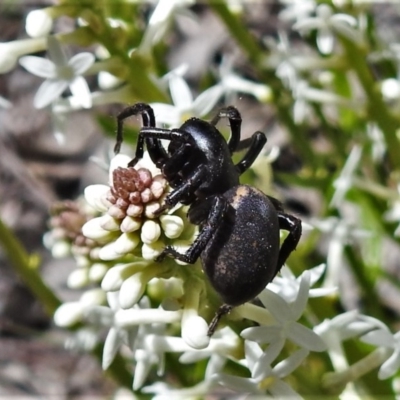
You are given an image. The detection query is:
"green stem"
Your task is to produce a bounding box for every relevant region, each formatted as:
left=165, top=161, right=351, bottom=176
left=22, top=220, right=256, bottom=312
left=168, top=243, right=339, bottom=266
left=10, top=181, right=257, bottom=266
left=0, top=217, right=61, bottom=314
left=339, top=35, right=400, bottom=170
left=0, top=217, right=132, bottom=388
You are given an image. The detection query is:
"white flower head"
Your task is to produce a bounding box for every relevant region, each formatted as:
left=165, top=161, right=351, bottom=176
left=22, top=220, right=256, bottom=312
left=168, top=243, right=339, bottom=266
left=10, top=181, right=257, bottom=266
left=151, top=68, right=224, bottom=127
left=139, top=0, right=196, bottom=55
left=241, top=270, right=327, bottom=356
left=217, top=340, right=308, bottom=398
left=19, top=36, right=94, bottom=109
left=268, top=263, right=336, bottom=302
left=293, top=4, right=360, bottom=55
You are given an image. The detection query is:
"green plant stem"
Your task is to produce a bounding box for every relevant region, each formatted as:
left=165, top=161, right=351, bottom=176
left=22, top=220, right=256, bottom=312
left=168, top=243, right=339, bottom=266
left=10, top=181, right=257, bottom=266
left=339, top=35, right=400, bottom=170
left=0, top=217, right=132, bottom=389
left=0, top=217, right=61, bottom=314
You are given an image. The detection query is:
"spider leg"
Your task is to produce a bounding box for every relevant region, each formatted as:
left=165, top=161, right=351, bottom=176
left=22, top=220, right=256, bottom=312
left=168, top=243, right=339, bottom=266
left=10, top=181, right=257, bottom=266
left=155, top=164, right=207, bottom=215
left=211, top=106, right=242, bottom=154
left=115, top=103, right=168, bottom=167
left=156, top=194, right=228, bottom=263
left=235, top=131, right=267, bottom=175
left=274, top=211, right=302, bottom=276
left=125, top=127, right=191, bottom=167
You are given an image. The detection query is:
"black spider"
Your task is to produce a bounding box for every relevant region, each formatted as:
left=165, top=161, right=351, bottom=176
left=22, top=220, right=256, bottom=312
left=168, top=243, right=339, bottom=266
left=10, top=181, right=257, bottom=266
left=115, top=103, right=302, bottom=336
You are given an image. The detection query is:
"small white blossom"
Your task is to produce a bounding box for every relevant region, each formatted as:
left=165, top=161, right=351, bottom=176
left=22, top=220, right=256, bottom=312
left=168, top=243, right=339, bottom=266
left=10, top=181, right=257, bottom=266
left=150, top=69, right=223, bottom=127
left=242, top=270, right=326, bottom=356
left=311, top=216, right=371, bottom=289
left=279, top=0, right=316, bottom=23
left=19, top=36, right=94, bottom=108
left=138, top=0, right=196, bottom=55
left=314, top=310, right=384, bottom=372
left=268, top=264, right=336, bottom=302
left=218, top=56, right=272, bottom=102
left=294, top=4, right=359, bottom=55
left=217, top=340, right=308, bottom=398
left=361, top=327, right=400, bottom=379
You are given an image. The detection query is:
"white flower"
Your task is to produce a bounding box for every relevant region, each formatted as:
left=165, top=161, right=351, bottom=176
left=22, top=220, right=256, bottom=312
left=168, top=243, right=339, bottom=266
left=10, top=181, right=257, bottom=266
left=217, top=340, right=308, bottom=398
left=150, top=69, right=223, bottom=127
left=19, top=36, right=94, bottom=109
left=218, top=56, right=271, bottom=102
left=241, top=270, right=326, bottom=356
left=267, top=264, right=336, bottom=302
left=293, top=4, right=359, bottom=55
left=311, top=216, right=371, bottom=289
left=315, top=311, right=387, bottom=370
left=361, top=327, right=400, bottom=379
left=138, top=0, right=196, bottom=55
left=292, top=79, right=352, bottom=123
left=316, top=312, right=391, bottom=388
left=279, top=0, right=316, bottom=23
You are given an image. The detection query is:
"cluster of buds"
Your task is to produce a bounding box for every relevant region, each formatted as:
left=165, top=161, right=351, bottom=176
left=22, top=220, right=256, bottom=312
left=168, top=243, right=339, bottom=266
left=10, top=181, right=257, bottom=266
left=45, top=153, right=195, bottom=290
left=82, top=154, right=191, bottom=262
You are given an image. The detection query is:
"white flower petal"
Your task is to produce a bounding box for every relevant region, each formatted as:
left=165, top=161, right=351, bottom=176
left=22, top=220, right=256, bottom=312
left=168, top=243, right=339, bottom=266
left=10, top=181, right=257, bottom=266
left=269, top=379, right=303, bottom=399
left=241, top=325, right=282, bottom=343
left=69, top=76, right=92, bottom=108
left=34, top=79, right=69, bottom=108
left=258, top=289, right=292, bottom=323
left=47, top=35, right=68, bottom=66
left=362, top=329, right=394, bottom=347
left=169, top=74, right=193, bottom=109
left=244, top=340, right=263, bottom=371
left=288, top=322, right=327, bottom=352
left=218, top=373, right=257, bottom=393
left=150, top=102, right=182, bottom=126
left=19, top=56, right=56, bottom=78
left=379, top=349, right=400, bottom=380
left=69, top=52, right=95, bottom=74
left=274, top=348, right=309, bottom=377
left=291, top=270, right=311, bottom=320
left=192, top=84, right=224, bottom=116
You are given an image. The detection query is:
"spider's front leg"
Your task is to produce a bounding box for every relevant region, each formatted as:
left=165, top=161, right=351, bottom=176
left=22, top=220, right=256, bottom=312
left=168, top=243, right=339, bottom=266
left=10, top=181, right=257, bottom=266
left=274, top=211, right=302, bottom=277
left=115, top=103, right=168, bottom=167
